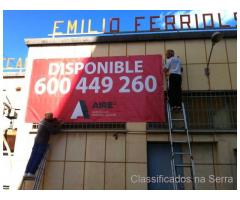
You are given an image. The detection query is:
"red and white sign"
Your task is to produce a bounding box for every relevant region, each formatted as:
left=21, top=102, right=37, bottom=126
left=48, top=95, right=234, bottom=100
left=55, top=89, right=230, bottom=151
left=25, top=55, right=165, bottom=123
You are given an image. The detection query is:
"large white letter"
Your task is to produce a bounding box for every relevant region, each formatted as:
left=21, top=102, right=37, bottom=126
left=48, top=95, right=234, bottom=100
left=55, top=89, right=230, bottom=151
left=115, top=61, right=124, bottom=73
left=75, top=62, right=84, bottom=74
left=135, top=60, right=143, bottom=73
left=49, top=63, right=60, bottom=75
left=65, top=62, right=74, bottom=75
left=85, top=62, right=96, bottom=74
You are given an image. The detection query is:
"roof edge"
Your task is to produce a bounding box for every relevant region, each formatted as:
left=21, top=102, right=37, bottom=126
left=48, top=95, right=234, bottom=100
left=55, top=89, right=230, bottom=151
left=25, top=30, right=237, bottom=47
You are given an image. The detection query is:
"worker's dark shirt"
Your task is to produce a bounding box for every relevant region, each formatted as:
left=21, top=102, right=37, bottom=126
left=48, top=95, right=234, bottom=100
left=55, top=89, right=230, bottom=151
left=34, top=119, right=61, bottom=144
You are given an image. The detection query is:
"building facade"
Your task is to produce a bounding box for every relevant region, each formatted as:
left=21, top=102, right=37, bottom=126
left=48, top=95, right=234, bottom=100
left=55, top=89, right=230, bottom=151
left=4, top=30, right=237, bottom=190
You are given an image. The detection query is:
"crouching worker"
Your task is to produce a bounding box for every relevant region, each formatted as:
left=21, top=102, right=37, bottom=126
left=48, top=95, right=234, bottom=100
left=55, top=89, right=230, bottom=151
left=24, top=112, right=61, bottom=178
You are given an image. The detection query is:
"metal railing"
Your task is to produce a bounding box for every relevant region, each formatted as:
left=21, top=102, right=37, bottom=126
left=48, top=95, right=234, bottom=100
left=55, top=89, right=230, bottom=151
left=147, top=91, right=237, bottom=131
left=32, top=122, right=126, bottom=130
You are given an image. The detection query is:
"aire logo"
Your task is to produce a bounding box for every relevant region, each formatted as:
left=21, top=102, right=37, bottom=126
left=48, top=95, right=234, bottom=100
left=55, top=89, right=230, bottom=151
left=71, top=100, right=90, bottom=119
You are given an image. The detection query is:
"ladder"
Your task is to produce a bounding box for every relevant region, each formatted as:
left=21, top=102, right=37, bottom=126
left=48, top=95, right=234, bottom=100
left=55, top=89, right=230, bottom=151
left=167, top=102, right=196, bottom=190
left=19, top=148, right=49, bottom=190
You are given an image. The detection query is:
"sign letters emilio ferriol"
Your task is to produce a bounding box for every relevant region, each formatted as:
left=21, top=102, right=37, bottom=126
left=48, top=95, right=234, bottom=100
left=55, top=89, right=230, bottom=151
left=49, top=12, right=237, bottom=37
left=26, top=55, right=165, bottom=123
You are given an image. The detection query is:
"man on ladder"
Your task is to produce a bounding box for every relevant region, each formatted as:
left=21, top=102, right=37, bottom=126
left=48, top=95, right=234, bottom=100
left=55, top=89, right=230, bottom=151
left=164, top=49, right=196, bottom=190
left=24, top=112, right=61, bottom=179
left=164, top=49, right=182, bottom=110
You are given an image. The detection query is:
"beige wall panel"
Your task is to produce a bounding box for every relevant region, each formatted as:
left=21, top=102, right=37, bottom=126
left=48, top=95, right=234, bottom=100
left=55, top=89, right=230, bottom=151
left=48, top=134, right=67, bottom=161
left=22, top=180, right=34, bottom=190
left=165, top=40, right=186, bottom=64
left=146, top=41, right=165, bottom=57
left=147, top=133, right=169, bottom=141
left=214, top=134, right=236, bottom=164
left=86, top=133, right=105, bottom=162
left=229, top=63, right=237, bottom=90
left=209, top=64, right=231, bottom=90
left=105, top=163, right=125, bottom=189
left=171, top=135, right=192, bottom=144
left=191, top=143, right=213, bottom=164
left=106, top=133, right=125, bottom=162
left=63, top=162, right=84, bottom=190
left=225, top=39, right=237, bottom=63
left=182, top=64, right=189, bottom=90
left=91, top=44, right=109, bottom=57
left=163, top=75, right=167, bottom=91
left=66, top=133, right=86, bottom=161
left=127, top=42, right=145, bottom=56
left=109, top=43, right=127, bottom=56
left=78, top=45, right=93, bottom=57
left=194, top=165, right=215, bottom=190
left=126, top=163, right=147, bottom=190
left=185, top=40, right=206, bottom=64
left=43, top=162, right=64, bottom=189
left=84, top=162, right=104, bottom=189
left=28, top=45, right=93, bottom=58
left=126, top=134, right=147, bottom=162
left=192, top=135, right=214, bottom=142
left=205, top=39, right=227, bottom=63
left=187, top=64, right=209, bottom=90
left=215, top=165, right=237, bottom=190
left=126, top=122, right=146, bottom=132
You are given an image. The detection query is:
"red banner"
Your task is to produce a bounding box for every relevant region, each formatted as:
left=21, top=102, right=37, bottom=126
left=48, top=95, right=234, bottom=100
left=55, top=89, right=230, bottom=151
left=25, top=55, right=165, bottom=123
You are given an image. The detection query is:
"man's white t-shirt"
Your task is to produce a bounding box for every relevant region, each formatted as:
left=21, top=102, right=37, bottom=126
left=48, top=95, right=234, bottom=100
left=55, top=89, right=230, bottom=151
left=164, top=56, right=182, bottom=75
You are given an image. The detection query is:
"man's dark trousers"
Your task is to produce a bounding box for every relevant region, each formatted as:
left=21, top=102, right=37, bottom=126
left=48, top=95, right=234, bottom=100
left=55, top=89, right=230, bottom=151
left=25, top=143, right=48, bottom=174
left=168, top=73, right=182, bottom=107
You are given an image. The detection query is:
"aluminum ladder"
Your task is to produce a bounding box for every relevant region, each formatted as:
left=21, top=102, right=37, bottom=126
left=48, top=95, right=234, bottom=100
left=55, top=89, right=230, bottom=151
left=167, top=102, right=196, bottom=190
left=19, top=148, right=49, bottom=190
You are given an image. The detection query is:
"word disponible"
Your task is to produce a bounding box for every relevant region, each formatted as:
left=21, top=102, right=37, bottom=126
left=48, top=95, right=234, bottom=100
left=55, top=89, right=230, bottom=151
left=131, top=175, right=234, bottom=184
left=34, top=60, right=157, bottom=95
left=49, top=12, right=237, bottom=37
left=48, top=60, right=144, bottom=75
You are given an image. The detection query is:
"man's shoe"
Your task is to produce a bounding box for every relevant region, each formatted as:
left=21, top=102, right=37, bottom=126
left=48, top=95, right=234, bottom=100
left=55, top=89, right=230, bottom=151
left=176, top=106, right=182, bottom=111
left=24, top=173, right=35, bottom=179
left=171, top=106, right=177, bottom=111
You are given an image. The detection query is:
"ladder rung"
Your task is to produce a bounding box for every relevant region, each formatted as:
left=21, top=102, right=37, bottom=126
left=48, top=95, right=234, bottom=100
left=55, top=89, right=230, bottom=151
left=171, top=118, right=184, bottom=121
left=173, top=152, right=191, bottom=155
left=170, top=108, right=183, bottom=112
left=171, top=129, right=186, bottom=133
left=172, top=140, right=188, bottom=144
left=175, top=164, right=192, bottom=167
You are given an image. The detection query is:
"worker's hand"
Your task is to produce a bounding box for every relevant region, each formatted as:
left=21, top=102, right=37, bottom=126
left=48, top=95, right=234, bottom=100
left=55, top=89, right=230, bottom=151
left=57, top=119, right=64, bottom=126
left=165, top=71, right=170, bottom=77
left=52, top=118, right=62, bottom=125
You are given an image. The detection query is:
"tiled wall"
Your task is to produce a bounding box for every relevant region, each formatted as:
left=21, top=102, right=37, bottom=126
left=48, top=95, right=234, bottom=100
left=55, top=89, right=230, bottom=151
left=49, top=38, right=235, bottom=91
left=41, top=124, right=148, bottom=190
left=37, top=129, right=237, bottom=190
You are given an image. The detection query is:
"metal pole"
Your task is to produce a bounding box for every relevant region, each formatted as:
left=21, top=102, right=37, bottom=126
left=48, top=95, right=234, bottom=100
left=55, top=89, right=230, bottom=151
left=205, top=43, right=214, bottom=77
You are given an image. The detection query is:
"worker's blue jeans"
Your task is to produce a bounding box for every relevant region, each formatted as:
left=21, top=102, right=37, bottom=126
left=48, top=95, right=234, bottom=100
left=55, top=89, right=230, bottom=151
left=25, top=143, right=48, bottom=174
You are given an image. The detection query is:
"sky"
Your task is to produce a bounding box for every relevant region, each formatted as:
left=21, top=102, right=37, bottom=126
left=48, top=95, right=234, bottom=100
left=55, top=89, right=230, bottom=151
left=3, top=10, right=237, bottom=72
